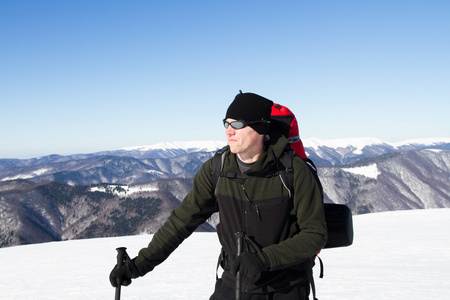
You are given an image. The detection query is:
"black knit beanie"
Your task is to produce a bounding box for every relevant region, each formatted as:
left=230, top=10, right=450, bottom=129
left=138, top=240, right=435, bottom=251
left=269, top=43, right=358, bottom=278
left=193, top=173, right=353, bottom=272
left=225, top=92, right=273, bottom=134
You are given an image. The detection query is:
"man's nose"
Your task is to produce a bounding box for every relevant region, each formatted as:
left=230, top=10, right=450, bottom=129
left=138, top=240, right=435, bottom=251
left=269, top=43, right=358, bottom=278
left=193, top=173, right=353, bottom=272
left=225, top=125, right=235, bottom=135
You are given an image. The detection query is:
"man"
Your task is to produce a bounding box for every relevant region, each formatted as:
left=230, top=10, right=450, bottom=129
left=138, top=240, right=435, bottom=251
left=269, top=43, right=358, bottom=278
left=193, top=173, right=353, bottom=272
left=110, top=92, right=327, bottom=299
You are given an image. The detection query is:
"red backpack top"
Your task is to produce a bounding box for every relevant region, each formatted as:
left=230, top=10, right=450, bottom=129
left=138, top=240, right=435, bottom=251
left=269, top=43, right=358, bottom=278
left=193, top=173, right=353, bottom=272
left=270, top=103, right=307, bottom=159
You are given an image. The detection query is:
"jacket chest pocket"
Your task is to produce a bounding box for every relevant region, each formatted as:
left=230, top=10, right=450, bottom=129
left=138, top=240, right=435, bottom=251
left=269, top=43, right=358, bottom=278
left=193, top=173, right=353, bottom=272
left=247, top=196, right=291, bottom=222
left=243, top=178, right=293, bottom=246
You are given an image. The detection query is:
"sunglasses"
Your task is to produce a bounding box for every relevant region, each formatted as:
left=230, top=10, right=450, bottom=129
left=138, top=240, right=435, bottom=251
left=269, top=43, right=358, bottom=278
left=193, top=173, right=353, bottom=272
left=223, top=119, right=270, bottom=130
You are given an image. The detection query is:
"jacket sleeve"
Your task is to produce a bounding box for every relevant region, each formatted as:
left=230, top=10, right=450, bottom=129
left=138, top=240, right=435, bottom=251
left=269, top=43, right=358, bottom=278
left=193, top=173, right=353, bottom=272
left=262, top=159, right=327, bottom=270
left=133, top=159, right=218, bottom=276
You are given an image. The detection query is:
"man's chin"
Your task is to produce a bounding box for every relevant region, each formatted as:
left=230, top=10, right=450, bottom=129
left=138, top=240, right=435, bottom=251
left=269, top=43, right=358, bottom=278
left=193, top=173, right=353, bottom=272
left=227, top=143, right=238, bottom=154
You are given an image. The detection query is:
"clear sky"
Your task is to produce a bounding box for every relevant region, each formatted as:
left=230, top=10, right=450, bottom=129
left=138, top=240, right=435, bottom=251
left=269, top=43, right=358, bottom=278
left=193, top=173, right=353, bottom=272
left=1, top=0, right=449, bottom=158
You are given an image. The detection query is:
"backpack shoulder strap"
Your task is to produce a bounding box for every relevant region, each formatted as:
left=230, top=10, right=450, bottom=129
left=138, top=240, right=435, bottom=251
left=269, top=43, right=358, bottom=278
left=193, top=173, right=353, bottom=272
left=303, top=157, right=324, bottom=199
left=278, top=148, right=295, bottom=198
left=211, top=145, right=229, bottom=188
left=278, top=148, right=325, bottom=203
left=211, top=145, right=260, bottom=187
left=279, top=151, right=323, bottom=300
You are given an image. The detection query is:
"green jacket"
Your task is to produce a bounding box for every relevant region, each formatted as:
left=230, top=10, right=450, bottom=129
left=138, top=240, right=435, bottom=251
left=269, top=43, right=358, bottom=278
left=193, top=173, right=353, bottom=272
left=134, top=134, right=327, bottom=293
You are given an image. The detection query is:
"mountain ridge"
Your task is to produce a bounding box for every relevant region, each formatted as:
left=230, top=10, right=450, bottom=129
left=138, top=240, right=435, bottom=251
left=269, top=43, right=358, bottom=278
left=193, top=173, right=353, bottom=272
left=1, top=137, right=449, bottom=248
left=2, top=137, right=450, bottom=166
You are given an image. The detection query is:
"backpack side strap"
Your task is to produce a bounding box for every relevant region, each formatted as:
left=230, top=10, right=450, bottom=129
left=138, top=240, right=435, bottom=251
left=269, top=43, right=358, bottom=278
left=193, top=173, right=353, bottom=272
left=211, top=145, right=229, bottom=188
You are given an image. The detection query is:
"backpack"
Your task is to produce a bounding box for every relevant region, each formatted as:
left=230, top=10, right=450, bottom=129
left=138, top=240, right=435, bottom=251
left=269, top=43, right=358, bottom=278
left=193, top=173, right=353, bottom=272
left=270, top=103, right=307, bottom=159
left=211, top=102, right=354, bottom=299
left=270, top=102, right=354, bottom=249
left=213, top=102, right=354, bottom=249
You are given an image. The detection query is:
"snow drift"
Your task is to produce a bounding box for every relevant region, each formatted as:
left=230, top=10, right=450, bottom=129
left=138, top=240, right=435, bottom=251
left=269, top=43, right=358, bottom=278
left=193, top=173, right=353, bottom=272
left=1, top=208, right=449, bottom=299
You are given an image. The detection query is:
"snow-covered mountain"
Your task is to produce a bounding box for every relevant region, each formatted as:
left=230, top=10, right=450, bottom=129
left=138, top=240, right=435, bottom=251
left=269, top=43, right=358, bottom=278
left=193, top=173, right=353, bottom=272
left=320, top=148, right=450, bottom=214
left=1, top=137, right=449, bottom=185
left=1, top=208, right=449, bottom=299
left=303, top=137, right=450, bottom=165
left=2, top=137, right=450, bottom=168
left=1, top=138, right=449, bottom=248
left=100, top=140, right=228, bottom=159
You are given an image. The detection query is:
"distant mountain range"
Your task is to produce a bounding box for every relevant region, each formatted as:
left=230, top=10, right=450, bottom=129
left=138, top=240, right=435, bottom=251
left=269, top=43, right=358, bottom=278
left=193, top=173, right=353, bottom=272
left=304, top=137, right=450, bottom=165
left=1, top=138, right=449, bottom=185
left=1, top=137, right=449, bottom=248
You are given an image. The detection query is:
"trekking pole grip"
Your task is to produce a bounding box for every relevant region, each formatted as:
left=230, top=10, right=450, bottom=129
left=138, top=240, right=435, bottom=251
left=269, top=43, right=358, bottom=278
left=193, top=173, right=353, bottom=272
left=235, top=232, right=245, bottom=300
left=115, top=247, right=127, bottom=300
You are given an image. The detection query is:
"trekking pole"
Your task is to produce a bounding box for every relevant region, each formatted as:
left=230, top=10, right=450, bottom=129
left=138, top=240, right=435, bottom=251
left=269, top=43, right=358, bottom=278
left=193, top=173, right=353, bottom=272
left=235, top=232, right=245, bottom=300
left=115, top=247, right=128, bottom=300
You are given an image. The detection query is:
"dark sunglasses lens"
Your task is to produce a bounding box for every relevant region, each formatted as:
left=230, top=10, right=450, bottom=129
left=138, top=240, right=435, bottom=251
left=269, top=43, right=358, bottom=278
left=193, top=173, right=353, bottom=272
left=224, top=120, right=246, bottom=129
left=231, top=121, right=245, bottom=129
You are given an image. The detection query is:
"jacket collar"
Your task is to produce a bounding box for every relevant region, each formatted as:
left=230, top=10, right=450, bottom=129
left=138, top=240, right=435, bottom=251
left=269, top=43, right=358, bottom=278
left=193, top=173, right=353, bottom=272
left=225, top=132, right=289, bottom=177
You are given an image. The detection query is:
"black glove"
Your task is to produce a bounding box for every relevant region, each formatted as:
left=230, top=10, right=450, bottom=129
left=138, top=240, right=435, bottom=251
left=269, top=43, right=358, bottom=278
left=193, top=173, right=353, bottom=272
left=231, top=251, right=270, bottom=279
left=109, top=258, right=140, bottom=287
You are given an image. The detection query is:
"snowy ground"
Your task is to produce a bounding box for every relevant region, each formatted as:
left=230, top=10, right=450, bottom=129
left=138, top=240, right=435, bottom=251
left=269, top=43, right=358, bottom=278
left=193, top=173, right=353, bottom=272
left=1, top=208, right=449, bottom=299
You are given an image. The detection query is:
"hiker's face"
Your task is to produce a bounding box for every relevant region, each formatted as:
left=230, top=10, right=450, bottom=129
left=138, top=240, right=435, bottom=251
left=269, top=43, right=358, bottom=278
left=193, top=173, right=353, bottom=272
left=225, top=118, right=264, bottom=162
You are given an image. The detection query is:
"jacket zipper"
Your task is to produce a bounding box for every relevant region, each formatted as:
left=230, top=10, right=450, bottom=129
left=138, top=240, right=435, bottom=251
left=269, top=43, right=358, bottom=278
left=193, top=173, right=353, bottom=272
left=241, top=182, right=249, bottom=232
left=241, top=182, right=262, bottom=222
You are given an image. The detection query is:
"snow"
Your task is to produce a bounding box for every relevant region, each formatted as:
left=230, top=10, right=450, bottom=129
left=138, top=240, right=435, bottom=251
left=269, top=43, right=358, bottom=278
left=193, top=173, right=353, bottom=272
left=304, top=137, right=450, bottom=153
left=1, top=208, right=449, bottom=299
left=126, top=184, right=159, bottom=195
left=342, top=164, right=380, bottom=179
left=120, top=140, right=227, bottom=152
left=1, top=168, right=52, bottom=181
left=304, top=137, right=385, bottom=152
left=393, top=137, right=450, bottom=148
left=89, top=184, right=159, bottom=196
left=115, top=138, right=450, bottom=154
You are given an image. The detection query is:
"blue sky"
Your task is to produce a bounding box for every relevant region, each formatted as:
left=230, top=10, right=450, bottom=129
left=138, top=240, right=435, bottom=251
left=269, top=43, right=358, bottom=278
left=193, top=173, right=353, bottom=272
left=1, top=0, right=449, bottom=158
